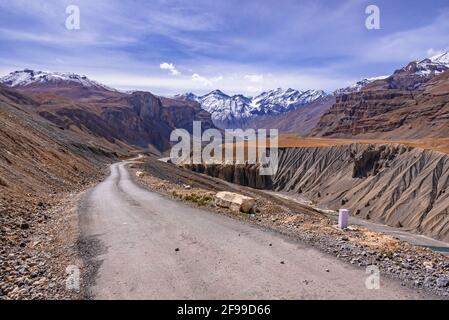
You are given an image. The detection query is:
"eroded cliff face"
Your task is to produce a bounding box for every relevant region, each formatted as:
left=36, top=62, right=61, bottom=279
left=35, top=91, right=216, bottom=151
left=186, top=163, right=273, bottom=190
left=186, top=144, right=449, bottom=242
left=276, top=144, right=449, bottom=241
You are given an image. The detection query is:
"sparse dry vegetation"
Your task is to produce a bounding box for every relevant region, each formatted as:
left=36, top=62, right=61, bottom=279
left=172, top=190, right=214, bottom=206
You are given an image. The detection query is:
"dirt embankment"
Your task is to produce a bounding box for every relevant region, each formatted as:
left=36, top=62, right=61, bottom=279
left=0, top=88, right=117, bottom=299
left=183, top=143, right=449, bottom=243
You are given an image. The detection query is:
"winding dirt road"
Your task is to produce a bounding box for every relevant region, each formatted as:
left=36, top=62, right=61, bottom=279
left=78, top=161, right=429, bottom=299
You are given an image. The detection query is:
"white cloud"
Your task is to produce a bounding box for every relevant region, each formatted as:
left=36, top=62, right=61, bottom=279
left=244, top=74, right=264, bottom=83
left=191, top=73, right=223, bottom=86
left=160, top=62, right=180, bottom=76
left=427, top=48, right=448, bottom=58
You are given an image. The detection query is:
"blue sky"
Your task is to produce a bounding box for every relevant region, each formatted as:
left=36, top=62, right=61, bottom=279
left=0, top=0, right=448, bottom=95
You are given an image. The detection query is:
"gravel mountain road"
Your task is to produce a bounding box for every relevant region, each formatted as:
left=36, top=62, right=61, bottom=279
left=78, top=161, right=429, bottom=299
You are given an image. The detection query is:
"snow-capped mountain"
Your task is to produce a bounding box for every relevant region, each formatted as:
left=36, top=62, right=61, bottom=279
left=176, top=88, right=328, bottom=128
left=335, top=51, right=449, bottom=95
left=412, top=52, right=449, bottom=76
left=0, top=69, right=116, bottom=92
left=387, top=51, right=449, bottom=90
left=334, top=76, right=389, bottom=95
left=252, top=88, right=327, bottom=114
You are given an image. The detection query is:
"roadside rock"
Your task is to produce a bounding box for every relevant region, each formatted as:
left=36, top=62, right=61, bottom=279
left=214, top=192, right=255, bottom=213
left=135, top=171, right=144, bottom=178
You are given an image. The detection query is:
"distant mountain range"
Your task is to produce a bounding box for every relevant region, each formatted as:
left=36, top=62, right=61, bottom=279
left=174, top=52, right=449, bottom=130
left=1, top=51, right=448, bottom=138
left=0, top=70, right=331, bottom=131
left=175, top=88, right=328, bottom=128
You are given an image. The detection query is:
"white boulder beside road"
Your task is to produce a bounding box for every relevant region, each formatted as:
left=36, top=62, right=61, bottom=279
left=136, top=171, right=144, bottom=177
left=214, top=191, right=255, bottom=213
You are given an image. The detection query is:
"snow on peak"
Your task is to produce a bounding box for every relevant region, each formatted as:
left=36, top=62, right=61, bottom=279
left=252, top=88, right=326, bottom=113
left=428, top=51, right=449, bottom=65
left=0, top=69, right=116, bottom=91
left=411, top=51, right=449, bottom=76
left=178, top=88, right=328, bottom=127
left=335, top=75, right=389, bottom=95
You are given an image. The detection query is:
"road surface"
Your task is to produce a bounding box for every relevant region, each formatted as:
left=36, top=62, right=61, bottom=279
left=78, top=161, right=428, bottom=299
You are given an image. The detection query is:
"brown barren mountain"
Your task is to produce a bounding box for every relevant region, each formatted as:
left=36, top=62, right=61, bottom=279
left=14, top=87, right=216, bottom=152
left=313, top=70, right=449, bottom=139
left=0, top=86, right=118, bottom=199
